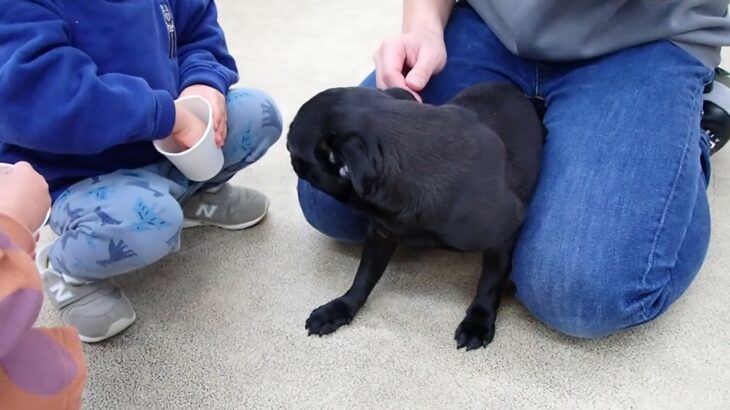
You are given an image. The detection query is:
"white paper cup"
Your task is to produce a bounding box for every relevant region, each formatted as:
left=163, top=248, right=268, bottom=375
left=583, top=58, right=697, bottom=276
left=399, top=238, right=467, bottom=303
left=153, top=96, right=224, bottom=182
left=0, top=162, right=51, bottom=233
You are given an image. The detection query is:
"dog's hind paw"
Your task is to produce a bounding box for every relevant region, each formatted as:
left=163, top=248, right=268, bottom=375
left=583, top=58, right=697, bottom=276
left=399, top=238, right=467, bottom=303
left=305, top=297, right=358, bottom=336
left=454, top=307, right=496, bottom=351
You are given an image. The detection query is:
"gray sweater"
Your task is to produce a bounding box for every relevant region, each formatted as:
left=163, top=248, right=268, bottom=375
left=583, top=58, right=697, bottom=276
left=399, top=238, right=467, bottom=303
left=465, top=0, right=730, bottom=67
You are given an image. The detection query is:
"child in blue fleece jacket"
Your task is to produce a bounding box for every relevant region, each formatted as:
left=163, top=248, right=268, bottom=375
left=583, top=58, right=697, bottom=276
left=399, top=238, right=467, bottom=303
left=0, top=0, right=282, bottom=342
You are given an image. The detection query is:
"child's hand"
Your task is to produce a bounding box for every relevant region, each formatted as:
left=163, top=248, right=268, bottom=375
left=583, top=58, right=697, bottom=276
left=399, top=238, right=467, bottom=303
left=171, top=104, right=207, bottom=149
left=0, top=162, right=51, bottom=232
left=180, top=84, right=227, bottom=147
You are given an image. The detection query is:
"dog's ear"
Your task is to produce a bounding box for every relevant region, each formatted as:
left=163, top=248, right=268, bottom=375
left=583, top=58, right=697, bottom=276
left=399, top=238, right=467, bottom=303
left=330, top=133, right=379, bottom=197
left=384, top=87, right=417, bottom=101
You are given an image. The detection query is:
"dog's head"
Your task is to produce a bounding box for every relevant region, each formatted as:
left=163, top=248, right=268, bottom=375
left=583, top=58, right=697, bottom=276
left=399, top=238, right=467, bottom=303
left=287, top=87, right=416, bottom=203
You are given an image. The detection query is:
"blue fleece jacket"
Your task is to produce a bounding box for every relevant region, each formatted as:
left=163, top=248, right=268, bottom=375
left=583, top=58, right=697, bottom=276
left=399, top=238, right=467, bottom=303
left=0, top=0, right=238, bottom=198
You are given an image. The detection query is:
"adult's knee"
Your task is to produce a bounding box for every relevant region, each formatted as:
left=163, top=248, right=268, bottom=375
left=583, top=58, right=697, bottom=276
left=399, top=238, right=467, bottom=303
left=511, top=240, right=676, bottom=339
left=297, top=179, right=368, bottom=243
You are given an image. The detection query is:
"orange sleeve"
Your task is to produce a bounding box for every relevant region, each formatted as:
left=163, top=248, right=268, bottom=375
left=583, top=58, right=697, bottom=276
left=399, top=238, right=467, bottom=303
left=0, top=228, right=86, bottom=410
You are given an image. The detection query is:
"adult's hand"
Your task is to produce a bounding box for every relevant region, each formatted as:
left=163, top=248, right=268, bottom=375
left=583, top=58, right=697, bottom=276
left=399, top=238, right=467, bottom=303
left=373, top=0, right=453, bottom=101
left=0, top=162, right=50, bottom=233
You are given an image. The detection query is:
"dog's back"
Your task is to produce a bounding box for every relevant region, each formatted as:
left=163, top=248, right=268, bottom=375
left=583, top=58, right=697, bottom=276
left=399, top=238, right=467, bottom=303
left=449, top=83, right=544, bottom=203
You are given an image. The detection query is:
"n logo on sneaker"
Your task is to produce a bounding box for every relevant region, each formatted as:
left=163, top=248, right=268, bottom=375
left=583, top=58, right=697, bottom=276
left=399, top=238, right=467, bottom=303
left=49, top=281, right=74, bottom=303
left=196, top=204, right=218, bottom=218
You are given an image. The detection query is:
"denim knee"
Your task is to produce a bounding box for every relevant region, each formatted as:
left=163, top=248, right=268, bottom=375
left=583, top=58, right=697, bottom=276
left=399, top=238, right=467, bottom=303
left=297, top=179, right=368, bottom=243
left=511, top=242, right=682, bottom=339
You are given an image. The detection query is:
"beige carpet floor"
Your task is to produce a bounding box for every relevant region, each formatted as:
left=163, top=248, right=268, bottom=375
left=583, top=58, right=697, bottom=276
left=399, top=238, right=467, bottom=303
left=37, top=1, right=730, bottom=408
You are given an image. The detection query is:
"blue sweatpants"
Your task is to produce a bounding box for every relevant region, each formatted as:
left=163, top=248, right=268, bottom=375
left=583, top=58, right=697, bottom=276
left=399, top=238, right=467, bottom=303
left=48, top=88, right=282, bottom=282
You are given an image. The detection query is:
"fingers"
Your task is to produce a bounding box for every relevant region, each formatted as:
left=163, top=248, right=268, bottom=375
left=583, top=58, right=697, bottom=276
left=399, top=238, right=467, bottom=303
left=10, top=161, right=33, bottom=173
left=177, top=85, right=229, bottom=146
left=0, top=160, right=49, bottom=237
left=405, top=47, right=438, bottom=92
left=212, top=103, right=227, bottom=147
left=219, top=113, right=228, bottom=146
left=374, top=36, right=435, bottom=102
left=177, top=85, right=228, bottom=146
left=215, top=126, right=224, bottom=147
left=402, top=86, right=423, bottom=103
left=213, top=114, right=222, bottom=146
left=374, top=38, right=410, bottom=90
left=10, top=162, right=48, bottom=191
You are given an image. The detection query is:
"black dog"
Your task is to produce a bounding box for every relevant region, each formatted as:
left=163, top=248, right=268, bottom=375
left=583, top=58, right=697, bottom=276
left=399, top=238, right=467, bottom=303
left=287, top=83, right=544, bottom=350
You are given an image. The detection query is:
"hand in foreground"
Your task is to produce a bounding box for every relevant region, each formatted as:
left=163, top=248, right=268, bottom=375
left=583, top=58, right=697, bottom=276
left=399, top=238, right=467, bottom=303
left=0, top=162, right=51, bottom=233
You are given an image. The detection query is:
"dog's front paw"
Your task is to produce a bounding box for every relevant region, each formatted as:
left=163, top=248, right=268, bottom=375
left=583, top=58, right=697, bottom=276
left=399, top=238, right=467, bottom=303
left=305, top=297, right=359, bottom=336
left=454, top=305, right=495, bottom=351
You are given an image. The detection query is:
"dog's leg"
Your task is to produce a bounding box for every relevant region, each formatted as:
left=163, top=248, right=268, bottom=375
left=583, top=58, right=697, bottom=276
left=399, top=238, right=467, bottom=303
left=306, top=224, right=398, bottom=336
left=454, top=241, right=514, bottom=350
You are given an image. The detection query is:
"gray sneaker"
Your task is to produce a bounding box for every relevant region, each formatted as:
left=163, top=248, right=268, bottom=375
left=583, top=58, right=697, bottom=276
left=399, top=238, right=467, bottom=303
left=36, top=244, right=136, bottom=343
left=182, top=183, right=270, bottom=230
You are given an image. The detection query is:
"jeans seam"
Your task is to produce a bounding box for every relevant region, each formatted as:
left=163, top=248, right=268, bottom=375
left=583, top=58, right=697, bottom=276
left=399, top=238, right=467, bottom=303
left=637, top=75, right=704, bottom=321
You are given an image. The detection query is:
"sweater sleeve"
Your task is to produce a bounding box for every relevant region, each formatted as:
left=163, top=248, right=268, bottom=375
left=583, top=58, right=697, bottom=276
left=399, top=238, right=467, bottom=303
left=175, top=0, right=239, bottom=94
left=0, top=228, right=87, bottom=409
left=0, top=214, right=34, bottom=256
left=0, top=228, right=38, bottom=359
left=0, top=1, right=176, bottom=155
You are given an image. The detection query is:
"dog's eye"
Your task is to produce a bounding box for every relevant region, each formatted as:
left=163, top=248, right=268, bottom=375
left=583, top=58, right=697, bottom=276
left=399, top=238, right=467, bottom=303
left=339, top=165, right=350, bottom=178
left=328, top=151, right=337, bottom=164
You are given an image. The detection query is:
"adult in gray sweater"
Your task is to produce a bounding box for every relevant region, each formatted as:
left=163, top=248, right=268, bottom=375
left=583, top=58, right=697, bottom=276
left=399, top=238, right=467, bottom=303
left=296, top=1, right=730, bottom=339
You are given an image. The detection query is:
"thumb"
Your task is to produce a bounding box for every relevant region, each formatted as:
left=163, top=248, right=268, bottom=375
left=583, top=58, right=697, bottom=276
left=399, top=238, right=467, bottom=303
left=405, top=51, right=437, bottom=92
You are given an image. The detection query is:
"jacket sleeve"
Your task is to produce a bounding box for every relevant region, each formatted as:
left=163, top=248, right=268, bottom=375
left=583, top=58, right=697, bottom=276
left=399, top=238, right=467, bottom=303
left=175, top=0, right=239, bottom=94
left=0, top=225, right=86, bottom=409
left=0, top=1, right=176, bottom=155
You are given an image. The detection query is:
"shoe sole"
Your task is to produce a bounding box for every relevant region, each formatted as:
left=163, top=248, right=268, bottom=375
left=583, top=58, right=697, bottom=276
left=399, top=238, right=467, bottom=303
left=182, top=199, right=270, bottom=231
left=78, top=311, right=137, bottom=343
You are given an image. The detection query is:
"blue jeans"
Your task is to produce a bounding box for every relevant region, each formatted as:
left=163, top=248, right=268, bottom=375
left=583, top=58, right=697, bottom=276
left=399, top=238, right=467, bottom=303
left=49, top=88, right=282, bottom=282
left=297, top=2, right=714, bottom=338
